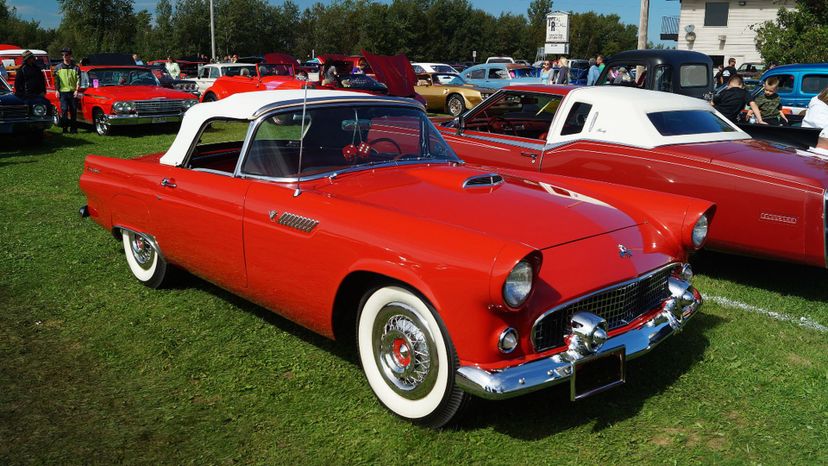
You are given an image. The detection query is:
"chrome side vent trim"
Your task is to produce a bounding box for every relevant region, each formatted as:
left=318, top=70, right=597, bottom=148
left=462, top=173, right=504, bottom=189
left=278, top=212, right=319, bottom=233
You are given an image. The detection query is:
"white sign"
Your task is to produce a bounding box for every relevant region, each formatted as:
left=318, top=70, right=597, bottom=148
left=472, top=50, right=477, bottom=59
left=544, top=43, right=569, bottom=55
left=545, top=12, right=570, bottom=43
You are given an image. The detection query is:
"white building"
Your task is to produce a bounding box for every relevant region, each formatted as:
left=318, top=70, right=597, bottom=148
left=666, top=0, right=795, bottom=66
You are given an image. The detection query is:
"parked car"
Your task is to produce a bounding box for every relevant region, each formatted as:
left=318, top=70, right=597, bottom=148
left=0, top=74, right=53, bottom=140
left=412, top=63, right=459, bottom=74
left=439, top=84, right=828, bottom=268
left=756, top=63, right=828, bottom=113
left=568, top=59, right=590, bottom=85
left=147, top=63, right=199, bottom=96
left=200, top=61, right=302, bottom=102
left=415, top=72, right=493, bottom=116
left=49, top=59, right=198, bottom=136
left=486, top=56, right=514, bottom=64
left=194, top=63, right=260, bottom=95
left=0, top=46, right=54, bottom=89
left=461, top=63, right=545, bottom=89
left=79, top=89, right=710, bottom=427
left=316, top=51, right=427, bottom=106
left=738, top=62, right=766, bottom=80
left=597, top=50, right=714, bottom=99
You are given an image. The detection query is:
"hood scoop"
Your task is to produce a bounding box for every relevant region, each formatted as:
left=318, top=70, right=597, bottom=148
left=462, top=173, right=504, bottom=189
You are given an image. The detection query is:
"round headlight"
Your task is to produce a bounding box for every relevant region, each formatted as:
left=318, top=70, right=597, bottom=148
left=183, top=100, right=197, bottom=109
left=503, top=260, right=533, bottom=308
left=692, top=214, right=709, bottom=248
left=32, top=104, right=47, bottom=116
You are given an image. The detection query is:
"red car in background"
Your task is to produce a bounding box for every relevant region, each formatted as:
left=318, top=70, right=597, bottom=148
left=440, top=84, right=828, bottom=268
left=49, top=58, right=198, bottom=136
left=200, top=54, right=305, bottom=102
left=0, top=45, right=54, bottom=89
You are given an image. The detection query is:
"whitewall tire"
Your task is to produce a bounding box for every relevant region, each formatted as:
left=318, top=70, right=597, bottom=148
left=357, top=285, right=467, bottom=427
left=121, top=230, right=168, bottom=288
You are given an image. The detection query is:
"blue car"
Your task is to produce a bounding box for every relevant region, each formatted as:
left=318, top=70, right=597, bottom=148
left=0, top=76, right=53, bottom=141
left=460, top=63, right=547, bottom=89
left=757, top=63, right=828, bottom=112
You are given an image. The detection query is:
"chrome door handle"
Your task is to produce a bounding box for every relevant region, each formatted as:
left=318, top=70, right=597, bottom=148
left=520, top=152, right=538, bottom=163
left=160, top=178, right=177, bottom=188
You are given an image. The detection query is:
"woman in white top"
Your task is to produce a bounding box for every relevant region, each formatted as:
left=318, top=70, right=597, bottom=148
left=802, top=87, right=828, bottom=129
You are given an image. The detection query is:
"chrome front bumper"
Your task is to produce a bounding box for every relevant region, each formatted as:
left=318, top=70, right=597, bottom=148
left=456, top=279, right=702, bottom=400
left=105, top=113, right=184, bottom=126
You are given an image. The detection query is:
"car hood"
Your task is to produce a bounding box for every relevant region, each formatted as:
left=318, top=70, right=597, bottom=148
left=361, top=50, right=417, bottom=98
left=658, top=140, right=828, bottom=187
left=0, top=92, right=24, bottom=105
left=83, top=86, right=196, bottom=100
left=317, top=164, right=639, bottom=250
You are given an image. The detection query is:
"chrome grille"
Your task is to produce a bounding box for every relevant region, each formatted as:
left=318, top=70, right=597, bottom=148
left=0, top=105, right=28, bottom=119
left=134, top=100, right=185, bottom=115
left=278, top=212, right=319, bottom=233
left=532, top=265, right=673, bottom=352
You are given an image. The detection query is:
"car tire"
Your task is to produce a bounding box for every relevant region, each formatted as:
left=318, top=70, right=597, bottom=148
left=121, top=230, right=168, bottom=289
left=446, top=94, right=466, bottom=117
left=202, top=93, right=217, bottom=102
left=94, top=109, right=111, bottom=136
left=357, top=285, right=468, bottom=428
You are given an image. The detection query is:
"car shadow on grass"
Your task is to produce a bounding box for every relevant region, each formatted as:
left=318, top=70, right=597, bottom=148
left=453, top=312, right=723, bottom=438
left=0, top=131, right=92, bottom=158
left=111, top=124, right=181, bottom=139
left=691, top=250, right=828, bottom=302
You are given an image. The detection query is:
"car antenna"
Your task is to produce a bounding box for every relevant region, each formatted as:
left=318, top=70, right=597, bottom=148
left=294, top=77, right=310, bottom=197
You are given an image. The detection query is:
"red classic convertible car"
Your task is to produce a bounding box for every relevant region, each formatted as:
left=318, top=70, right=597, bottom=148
left=440, top=85, right=828, bottom=268
left=79, top=90, right=712, bottom=427
left=200, top=55, right=305, bottom=102
left=49, top=64, right=198, bottom=135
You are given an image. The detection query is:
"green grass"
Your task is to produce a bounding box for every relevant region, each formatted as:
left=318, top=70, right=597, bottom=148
left=1, top=125, right=827, bottom=464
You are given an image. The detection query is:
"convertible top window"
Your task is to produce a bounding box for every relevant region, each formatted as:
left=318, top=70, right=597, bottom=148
left=241, top=106, right=458, bottom=179
left=648, top=110, right=735, bottom=136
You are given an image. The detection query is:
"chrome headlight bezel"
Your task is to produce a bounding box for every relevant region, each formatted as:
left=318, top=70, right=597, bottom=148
left=182, top=99, right=198, bottom=109
left=32, top=104, right=47, bottom=116
left=503, top=260, right=534, bottom=308
left=113, top=101, right=135, bottom=114
left=692, top=214, right=709, bottom=249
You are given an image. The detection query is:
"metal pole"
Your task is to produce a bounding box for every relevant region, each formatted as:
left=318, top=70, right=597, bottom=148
left=209, top=0, right=216, bottom=61
left=638, top=0, right=650, bottom=50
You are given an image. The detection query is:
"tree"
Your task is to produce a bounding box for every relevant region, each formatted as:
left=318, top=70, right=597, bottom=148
left=756, top=1, right=828, bottom=64
left=172, top=0, right=210, bottom=56
left=55, top=0, right=137, bottom=56
left=567, top=12, right=637, bottom=58
left=527, top=0, right=552, bottom=52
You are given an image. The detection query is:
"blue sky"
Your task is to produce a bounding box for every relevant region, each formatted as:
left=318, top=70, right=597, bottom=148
left=9, top=0, right=679, bottom=45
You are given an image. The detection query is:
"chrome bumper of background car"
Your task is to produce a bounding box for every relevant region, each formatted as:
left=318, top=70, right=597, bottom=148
left=456, top=280, right=701, bottom=400
left=105, top=113, right=184, bottom=126
left=0, top=117, right=52, bottom=133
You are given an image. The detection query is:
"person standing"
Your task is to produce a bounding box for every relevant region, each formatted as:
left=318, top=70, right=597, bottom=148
left=586, top=57, right=599, bottom=85
left=802, top=87, right=828, bottom=129
left=54, top=48, right=81, bottom=133
left=554, top=57, right=570, bottom=84
left=165, top=57, right=180, bottom=79
left=539, top=60, right=553, bottom=82
left=13, top=50, right=46, bottom=98
left=596, top=54, right=605, bottom=72
left=715, top=58, right=738, bottom=85
left=712, top=75, right=763, bottom=123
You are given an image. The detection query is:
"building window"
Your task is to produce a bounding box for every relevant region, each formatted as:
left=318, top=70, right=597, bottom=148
left=704, top=2, right=729, bottom=27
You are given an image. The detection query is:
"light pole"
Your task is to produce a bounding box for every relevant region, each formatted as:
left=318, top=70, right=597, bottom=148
left=638, top=0, right=650, bottom=50
left=209, top=0, right=216, bottom=61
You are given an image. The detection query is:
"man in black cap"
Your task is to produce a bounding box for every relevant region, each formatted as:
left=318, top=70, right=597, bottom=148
left=54, top=47, right=81, bottom=133
left=13, top=50, right=46, bottom=98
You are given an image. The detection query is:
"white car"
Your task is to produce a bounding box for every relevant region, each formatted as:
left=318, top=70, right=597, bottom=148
left=194, top=63, right=258, bottom=94
left=485, top=56, right=515, bottom=64
left=411, top=63, right=458, bottom=74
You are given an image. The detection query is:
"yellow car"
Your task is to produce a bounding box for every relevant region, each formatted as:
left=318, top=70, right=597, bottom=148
left=415, top=73, right=493, bottom=116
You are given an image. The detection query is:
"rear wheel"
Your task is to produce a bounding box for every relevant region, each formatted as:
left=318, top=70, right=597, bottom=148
left=94, top=109, right=111, bottom=136
left=202, top=92, right=217, bottom=102
left=446, top=94, right=466, bottom=117
left=121, top=230, right=169, bottom=288
left=357, top=285, right=467, bottom=428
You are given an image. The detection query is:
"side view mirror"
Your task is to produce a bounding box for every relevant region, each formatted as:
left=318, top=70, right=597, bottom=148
left=455, top=114, right=465, bottom=136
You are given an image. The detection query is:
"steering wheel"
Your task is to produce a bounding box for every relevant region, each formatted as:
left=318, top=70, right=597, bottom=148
left=367, top=138, right=404, bottom=159
left=489, top=116, right=514, bottom=134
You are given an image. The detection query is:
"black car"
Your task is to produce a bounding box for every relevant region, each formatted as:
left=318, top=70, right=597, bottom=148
left=146, top=63, right=199, bottom=96
left=0, top=76, right=53, bottom=141
left=597, top=49, right=714, bottom=99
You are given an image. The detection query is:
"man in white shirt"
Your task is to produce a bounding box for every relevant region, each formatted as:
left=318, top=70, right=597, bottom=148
left=802, top=88, right=828, bottom=129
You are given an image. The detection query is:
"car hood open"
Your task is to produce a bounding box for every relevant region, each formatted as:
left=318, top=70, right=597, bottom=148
left=317, top=164, right=639, bottom=250
left=361, top=50, right=417, bottom=98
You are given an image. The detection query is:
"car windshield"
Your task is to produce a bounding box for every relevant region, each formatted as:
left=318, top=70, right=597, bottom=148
left=85, top=68, right=158, bottom=87
left=433, top=73, right=467, bottom=86
left=647, top=110, right=736, bottom=136
left=241, top=105, right=460, bottom=179
left=431, top=65, right=456, bottom=73
left=509, top=67, right=534, bottom=78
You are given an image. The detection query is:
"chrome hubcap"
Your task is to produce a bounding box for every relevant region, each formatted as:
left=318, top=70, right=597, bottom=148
left=373, top=303, right=437, bottom=399
left=128, top=232, right=155, bottom=270
left=449, top=98, right=463, bottom=116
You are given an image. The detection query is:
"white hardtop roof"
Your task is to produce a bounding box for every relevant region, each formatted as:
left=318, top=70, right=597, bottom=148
left=0, top=49, right=48, bottom=55
left=205, top=63, right=257, bottom=67
left=545, top=86, right=751, bottom=149
left=160, top=90, right=418, bottom=166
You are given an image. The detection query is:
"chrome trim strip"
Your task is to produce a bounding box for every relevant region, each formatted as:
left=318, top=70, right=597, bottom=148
left=530, top=263, right=677, bottom=352
left=465, top=133, right=547, bottom=151
left=456, top=282, right=701, bottom=400
left=103, top=114, right=184, bottom=126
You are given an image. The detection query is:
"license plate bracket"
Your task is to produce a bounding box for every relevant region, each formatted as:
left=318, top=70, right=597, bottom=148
left=152, top=117, right=171, bottom=123
left=571, top=347, right=626, bottom=401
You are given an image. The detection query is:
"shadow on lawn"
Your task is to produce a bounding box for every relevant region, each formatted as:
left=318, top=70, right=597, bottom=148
left=691, top=250, right=828, bottom=302
left=454, top=312, right=723, bottom=438
left=0, top=130, right=92, bottom=158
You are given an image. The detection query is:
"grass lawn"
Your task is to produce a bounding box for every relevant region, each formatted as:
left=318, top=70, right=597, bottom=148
left=1, top=125, right=827, bottom=464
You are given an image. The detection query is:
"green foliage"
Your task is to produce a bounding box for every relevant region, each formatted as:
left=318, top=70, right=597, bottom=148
left=54, top=0, right=138, bottom=56
left=0, top=0, right=56, bottom=50
left=756, top=1, right=828, bottom=64
left=568, top=11, right=638, bottom=58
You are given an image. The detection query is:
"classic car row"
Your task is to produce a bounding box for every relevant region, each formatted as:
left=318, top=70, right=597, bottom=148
left=80, top=90, right=713, bottom=427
